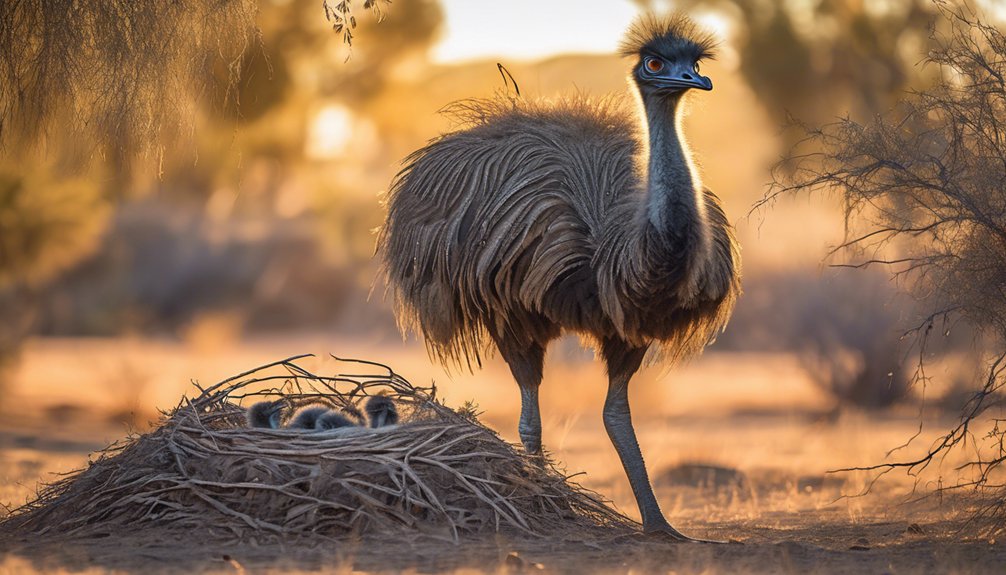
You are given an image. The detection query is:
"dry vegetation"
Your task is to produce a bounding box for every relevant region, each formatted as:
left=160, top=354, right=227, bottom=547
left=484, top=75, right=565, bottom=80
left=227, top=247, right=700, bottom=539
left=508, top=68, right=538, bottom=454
left=4, top=1, right=1006, bottom=572
left=1, top=348, right=1005, bottom=573
left=0, top=356, right=632, bottom=554
left=0, top=0, right=392, bottom=159
left=323, top=0, right=391, bottom=46
left=767, top=3, right=1006, bottom=532
left=0, top=0, right=257, bottom=159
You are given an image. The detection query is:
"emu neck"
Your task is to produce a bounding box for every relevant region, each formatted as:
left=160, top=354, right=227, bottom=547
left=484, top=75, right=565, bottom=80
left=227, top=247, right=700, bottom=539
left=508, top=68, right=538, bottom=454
left=639, top=93, right=705, bottom=242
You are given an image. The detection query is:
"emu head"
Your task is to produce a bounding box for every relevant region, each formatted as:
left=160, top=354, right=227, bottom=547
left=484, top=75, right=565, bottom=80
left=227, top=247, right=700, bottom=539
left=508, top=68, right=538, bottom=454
left=621, top=14, right=716, bottom=97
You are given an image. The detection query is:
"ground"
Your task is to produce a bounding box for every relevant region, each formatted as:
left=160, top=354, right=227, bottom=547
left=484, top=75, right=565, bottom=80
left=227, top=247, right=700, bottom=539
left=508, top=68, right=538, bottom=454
left=0, top=336, right=1003, bottom=574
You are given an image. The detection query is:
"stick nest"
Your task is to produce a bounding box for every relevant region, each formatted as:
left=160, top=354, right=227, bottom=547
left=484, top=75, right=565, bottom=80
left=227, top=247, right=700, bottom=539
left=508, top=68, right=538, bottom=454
left=0, top=355, right=634, bottom=544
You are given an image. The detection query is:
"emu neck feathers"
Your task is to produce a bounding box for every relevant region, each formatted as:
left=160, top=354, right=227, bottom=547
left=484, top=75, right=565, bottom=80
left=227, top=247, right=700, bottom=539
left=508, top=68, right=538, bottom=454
left=591, top=90, right=727, bottom=347
left=639, top=94, right=706, bottom=242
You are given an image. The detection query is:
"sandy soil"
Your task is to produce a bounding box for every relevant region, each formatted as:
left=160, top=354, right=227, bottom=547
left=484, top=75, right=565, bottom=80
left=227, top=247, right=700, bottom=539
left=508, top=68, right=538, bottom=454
left=0, top=336, right=1003, bottom=574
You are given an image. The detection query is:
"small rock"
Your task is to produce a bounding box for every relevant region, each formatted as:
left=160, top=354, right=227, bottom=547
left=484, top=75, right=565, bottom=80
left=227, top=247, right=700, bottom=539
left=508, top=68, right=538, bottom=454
left=505, top=551, right=525, bottom=569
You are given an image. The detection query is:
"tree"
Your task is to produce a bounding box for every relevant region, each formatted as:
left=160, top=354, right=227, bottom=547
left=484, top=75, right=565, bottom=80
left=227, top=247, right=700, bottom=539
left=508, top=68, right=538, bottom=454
left=0, top=0, right=393, bottom=159
left=0, top=0, right=405, bottom=369
left=668, top=0, right=941, bottom=143
left=767, top=2, right=1006, bottom=534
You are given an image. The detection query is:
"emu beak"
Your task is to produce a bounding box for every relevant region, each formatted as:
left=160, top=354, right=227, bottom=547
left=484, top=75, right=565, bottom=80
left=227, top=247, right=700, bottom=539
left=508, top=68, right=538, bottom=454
left=688, top=74, right=713, bottom=91
left=658, top=74, right=712, bottom=92
left=653, top=62, right=713, bottom=92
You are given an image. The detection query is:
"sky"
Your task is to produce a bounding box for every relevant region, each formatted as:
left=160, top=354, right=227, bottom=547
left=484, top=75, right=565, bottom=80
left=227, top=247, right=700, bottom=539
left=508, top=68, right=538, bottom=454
left=431, top=0, right=642, bottom=64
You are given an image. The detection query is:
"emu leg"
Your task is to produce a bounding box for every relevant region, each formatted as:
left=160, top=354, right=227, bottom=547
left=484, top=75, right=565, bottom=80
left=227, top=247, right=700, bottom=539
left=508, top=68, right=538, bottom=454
left=601, top=338, right=703, bottom=542
left=496, top=339, right=546, bottom=455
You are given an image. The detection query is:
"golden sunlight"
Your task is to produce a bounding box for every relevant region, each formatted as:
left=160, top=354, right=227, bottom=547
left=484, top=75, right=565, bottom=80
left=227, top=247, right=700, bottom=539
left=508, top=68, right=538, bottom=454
left=432, top=0, right=639, bottom=63
left=305, top=103, right=355, bottom=160
left=5, top=1, right=1006, bottom=572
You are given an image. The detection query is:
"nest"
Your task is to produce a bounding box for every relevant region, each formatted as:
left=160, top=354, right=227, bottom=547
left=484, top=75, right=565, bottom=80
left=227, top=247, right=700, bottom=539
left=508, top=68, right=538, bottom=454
left=0, top=355, right=634, bottom=544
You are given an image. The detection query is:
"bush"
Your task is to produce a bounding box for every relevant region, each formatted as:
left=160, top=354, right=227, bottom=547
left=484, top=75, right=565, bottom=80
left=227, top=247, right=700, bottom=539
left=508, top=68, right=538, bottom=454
left=0, top=166, right=109, bottom=370
left=767, top=3, right=1006, bottom=534
left=719, top=269, right=910, bottom=408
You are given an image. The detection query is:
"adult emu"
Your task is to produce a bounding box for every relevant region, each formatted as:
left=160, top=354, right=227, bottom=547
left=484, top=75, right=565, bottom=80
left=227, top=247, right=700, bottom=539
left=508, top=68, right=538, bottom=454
left=378, top=14, right=740, bottom=540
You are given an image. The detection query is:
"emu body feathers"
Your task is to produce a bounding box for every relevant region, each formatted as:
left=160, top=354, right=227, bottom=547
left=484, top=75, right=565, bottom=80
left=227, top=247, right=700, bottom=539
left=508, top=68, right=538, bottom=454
left=378, top=97, right=739, bottom=368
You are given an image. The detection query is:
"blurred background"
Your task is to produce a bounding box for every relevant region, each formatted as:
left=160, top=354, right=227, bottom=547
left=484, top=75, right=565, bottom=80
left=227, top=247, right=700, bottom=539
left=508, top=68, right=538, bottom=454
left=1, top=0, right=997, bottom=523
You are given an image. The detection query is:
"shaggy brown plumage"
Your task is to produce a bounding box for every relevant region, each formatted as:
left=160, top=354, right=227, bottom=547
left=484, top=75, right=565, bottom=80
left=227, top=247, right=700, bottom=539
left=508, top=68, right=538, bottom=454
left=378, top=83, right=738, bottom=369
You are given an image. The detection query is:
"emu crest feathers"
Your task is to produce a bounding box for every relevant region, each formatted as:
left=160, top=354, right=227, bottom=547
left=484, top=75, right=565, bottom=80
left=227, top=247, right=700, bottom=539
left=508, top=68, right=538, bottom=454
left=619, top=13, right=717, bottom=61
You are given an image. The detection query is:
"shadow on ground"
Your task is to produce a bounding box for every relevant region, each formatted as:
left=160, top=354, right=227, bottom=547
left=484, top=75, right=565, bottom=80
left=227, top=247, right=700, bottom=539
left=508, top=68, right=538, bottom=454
left=3, top=516, right=1004, bottom=574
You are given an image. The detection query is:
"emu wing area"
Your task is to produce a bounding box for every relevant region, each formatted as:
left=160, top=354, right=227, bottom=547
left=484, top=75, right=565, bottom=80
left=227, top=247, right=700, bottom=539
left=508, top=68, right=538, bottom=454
left=379, top=100, right=641, bottom=366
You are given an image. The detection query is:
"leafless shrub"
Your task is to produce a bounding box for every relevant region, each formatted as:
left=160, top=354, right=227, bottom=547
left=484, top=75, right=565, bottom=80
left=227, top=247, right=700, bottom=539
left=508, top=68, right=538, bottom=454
left=31, top=198, right=379, bottom=336
left=720, top=269, right=911, bottom=408
left=765, top=2, right=1006, bottom=534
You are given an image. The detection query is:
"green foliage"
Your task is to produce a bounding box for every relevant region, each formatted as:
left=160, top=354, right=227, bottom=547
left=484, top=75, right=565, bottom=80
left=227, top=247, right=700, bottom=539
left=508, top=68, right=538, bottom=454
left=0, top=0, right=438, bottom=368
left=0, top=165, right=109, bottom=368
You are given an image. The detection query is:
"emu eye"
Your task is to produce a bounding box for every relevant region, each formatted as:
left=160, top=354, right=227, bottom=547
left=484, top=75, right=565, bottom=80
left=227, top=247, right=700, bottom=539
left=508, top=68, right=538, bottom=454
left=644, top=57, right=664, bottom=73
left=693, top=62, right=701, bottom=74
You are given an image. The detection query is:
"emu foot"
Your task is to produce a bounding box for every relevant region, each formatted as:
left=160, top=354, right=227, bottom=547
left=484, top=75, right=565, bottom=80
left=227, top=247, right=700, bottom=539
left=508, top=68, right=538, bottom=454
left=643, top=523, right=726, bottom=544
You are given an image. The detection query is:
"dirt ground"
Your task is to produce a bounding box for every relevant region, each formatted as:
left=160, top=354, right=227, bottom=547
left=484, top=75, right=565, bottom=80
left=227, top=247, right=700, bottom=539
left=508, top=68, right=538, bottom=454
left=0, top=336, right=1004, bottom=574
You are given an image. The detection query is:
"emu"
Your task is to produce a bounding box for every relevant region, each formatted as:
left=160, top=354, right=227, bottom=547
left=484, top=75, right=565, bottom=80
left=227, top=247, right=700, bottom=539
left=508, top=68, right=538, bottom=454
left=287, top=405, right=330, bottom=430
left=378, top=14, right=740, bottom=541
left=314, top=410, right=359, bottom=430
left=246, top=400, right=286, bottom=429
left=365, top=395, right=399, bottom=428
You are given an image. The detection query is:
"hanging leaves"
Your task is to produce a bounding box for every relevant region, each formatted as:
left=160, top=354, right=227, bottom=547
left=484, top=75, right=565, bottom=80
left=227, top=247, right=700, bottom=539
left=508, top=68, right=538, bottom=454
left=323, top=0, right=392, bottom=46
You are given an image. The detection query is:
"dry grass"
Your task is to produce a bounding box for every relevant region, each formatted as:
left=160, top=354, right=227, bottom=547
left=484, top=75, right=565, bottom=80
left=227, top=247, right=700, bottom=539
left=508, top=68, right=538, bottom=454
left=765, top=3, right=1006, bottom=532
left=0, top=0, right=260, bottom=160
left=1, top=343, right=1005, bottom=573
left=0, top=355, right=632, bottom=547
